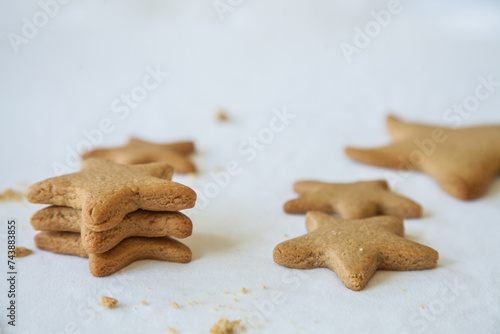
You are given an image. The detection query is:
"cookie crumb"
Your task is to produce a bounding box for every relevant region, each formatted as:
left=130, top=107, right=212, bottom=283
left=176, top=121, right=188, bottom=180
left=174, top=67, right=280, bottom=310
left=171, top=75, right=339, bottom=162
left=0, top=189, right=23, bottom=202
left=223, top=290, right=228, bottom=294
left=233, top=297, right=237, bottom=302
left=188, top=172, right=197, bottom=179
left=419, top=305, right=424, bottom=309
left=15, top=247, right=32, bottom=257
left=260, top=285, right=266, bottom=289
left=215, top=110, right=229, bottom=121
left=140, top=300, right=147, bottom=305
left=400, top=288, right=406, bottom=292
left=239, top=288, right=247, bottom=294
left=171, top=302, right=180, bottom=309
left=209, top=318, right=241, bottom=334
left=167, top=326, right=176, bottom=333
left=99, top=296, right=118, bottom=309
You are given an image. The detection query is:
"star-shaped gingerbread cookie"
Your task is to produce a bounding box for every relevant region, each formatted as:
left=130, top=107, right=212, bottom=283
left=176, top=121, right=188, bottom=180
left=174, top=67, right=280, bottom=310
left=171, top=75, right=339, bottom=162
left=284, top=180, right=421, bottom=219
left=82, top=138, right=196, bottom=173
left=273, top=211, right=438, bottom=291
left=31, top=206, right=193, bottom=254
left=35, top=232, right=192, bottom=277
left=25, top=158, right=197, bottom=231
left=345, top=115, right=500, bottom=200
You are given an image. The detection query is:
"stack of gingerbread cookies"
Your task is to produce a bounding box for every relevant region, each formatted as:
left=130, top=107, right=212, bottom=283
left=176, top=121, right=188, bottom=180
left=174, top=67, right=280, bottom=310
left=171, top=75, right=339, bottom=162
left=25, top=158, right=197, bottom=277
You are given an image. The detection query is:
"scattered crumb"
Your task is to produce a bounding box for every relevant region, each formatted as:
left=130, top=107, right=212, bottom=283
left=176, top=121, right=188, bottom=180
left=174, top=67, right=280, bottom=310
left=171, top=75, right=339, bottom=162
left=171, top=302, right=180, bottom=309
left=217, top=303, right=222, bottom=307
left=147, top=287, right=151, bottom=290
left=99, top=296, right=118, bottom=309
left=283, top=233, right=288, bottom=238
left=215, top=109, right=229, bottom=121
left=400, top=288, right=406, bottom=292
left=209, top=318, right=241, bottom=334
left=15, top=247, right=32, bottom=257
left=260, top=285, right=266, bottom=289
left=167, top=327, right=176, bottom=333
left=140, top=300, right=147, bottom=305
left=419, top=305, right=424, bottom=309
left=188, top=172, right=197, bottom=180
left=207, top=292, right=211, bottom=295
left=313, top=320, right=319, bottom=324
left=233, top=298, right=237, bottom=302
left=187, top=302, right=193, bottom=306
left=239, top=288, right=247, bottom=294
left=223, top=290, right=228, bottom=294
left=0, top=189, right=23, bottom=202
left=212, top=306, right=217, bottom=311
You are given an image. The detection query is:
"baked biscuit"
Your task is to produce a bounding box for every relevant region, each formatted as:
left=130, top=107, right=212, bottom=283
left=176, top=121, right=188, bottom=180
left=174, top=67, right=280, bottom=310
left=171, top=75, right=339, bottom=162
left=273, top=211, right=438, bottom=291
left=35, top=231, right=192, bottom=277
left=25, top=158, right=197, bottom=231
left=82, top=138, right=196, bottom=173
left=284, top=180, right=421, bottom=219
left=31, top=206, right=192, bottom=253
left=345, top=115, right=500, bottom=200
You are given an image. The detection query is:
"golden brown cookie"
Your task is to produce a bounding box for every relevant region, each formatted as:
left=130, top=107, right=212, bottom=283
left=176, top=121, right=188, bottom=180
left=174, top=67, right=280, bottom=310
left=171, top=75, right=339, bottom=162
left=82, top=138, right=196, bottom=173
left=25, top=158, right=197, bottom=232
left=31, top=206, right=192, bottom=253
left=35, top=231, right=192, bottom=277
left=284, top=180, right=421, bottom=219
left=273, top=211, right=438, bottom=291
left=345, top=115, right=500, bottom=200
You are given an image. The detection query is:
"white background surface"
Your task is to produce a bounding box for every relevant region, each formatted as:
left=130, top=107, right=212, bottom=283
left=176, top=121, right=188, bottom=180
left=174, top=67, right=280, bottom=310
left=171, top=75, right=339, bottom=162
left=1, top=0, right=500, bottom=333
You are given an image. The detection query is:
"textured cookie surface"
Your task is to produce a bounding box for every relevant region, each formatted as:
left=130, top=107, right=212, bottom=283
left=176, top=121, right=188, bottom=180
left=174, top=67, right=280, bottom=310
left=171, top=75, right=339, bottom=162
left=31, top=206, right=193, bottom=253
left=345, top=115, right=500, bottom=200
left=284, top=180, right=421, bottom=219
left=82, top=138, right=196, bottom=173
left=273, top=211, right=438, bottom=291
left=25, top=158, right=197, bottom=231
left=35, top=231, right=192, bottom=277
